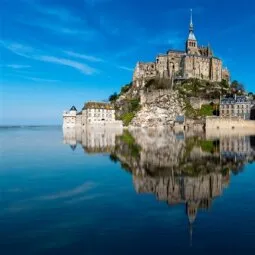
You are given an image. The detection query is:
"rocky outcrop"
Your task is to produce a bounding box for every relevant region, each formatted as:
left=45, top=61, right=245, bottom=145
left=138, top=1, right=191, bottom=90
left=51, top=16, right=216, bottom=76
left=130, top=90, right=185, bottom=128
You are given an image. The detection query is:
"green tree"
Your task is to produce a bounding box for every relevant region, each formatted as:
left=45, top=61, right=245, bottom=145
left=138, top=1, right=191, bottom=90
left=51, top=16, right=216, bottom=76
left=191, top=78, right=200, bottom=97
left=248, top=92, right=253, bottom=98
left=230, top=80, right=244, bottom=93
left=109, top=92, right=118, bottom=102
left=220, top=79, right=229, bottom=93
left=120, top=82, right=132, bottom=95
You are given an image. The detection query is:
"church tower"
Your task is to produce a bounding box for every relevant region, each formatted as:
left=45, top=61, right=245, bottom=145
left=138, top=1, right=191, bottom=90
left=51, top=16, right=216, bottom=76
left=186, top=9, right=198, bottom=54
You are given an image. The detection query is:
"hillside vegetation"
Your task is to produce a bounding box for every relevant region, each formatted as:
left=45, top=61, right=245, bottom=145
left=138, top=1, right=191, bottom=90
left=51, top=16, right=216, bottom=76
left=108, top=77, right=248, bottom=125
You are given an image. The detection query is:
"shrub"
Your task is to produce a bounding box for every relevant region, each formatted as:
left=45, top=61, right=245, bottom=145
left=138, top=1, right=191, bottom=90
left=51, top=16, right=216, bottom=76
left=145, top=77, right=171, bottom=90
left=129, top=99, right=140, bottom=112
left=120, top=83, right=132, bottom=95
left=120, top=112, right=136, bottom=126
left=109, top=92, right=118, bottom=102
left=199, top=104, right=214, bottom=116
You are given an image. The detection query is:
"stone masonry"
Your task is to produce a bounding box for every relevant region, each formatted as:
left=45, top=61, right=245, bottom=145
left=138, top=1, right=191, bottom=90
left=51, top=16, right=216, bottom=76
left=133, top=10, right=230, bottom=90
left=130, top=90, right=185, bottom=128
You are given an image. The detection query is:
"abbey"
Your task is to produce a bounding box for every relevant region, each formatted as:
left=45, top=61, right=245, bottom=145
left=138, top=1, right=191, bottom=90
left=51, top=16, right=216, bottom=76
left=133, top=10, right=230, bottom=87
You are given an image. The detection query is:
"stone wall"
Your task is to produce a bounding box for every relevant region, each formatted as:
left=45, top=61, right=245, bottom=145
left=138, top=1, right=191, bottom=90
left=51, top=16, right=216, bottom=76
left=130, top=90, right=185, bottom=128
left=83, top=121, right=123, bottom=129
left=140, top=89, right=173, bottom=105
left=189, top=97, right=219, bottom=109
left=206, top=116, right=255, bottom=130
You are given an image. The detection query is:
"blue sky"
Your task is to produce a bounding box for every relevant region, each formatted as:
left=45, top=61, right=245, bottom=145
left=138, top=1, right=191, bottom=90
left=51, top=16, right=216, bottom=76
left=1, top=0, right=255, bottom=125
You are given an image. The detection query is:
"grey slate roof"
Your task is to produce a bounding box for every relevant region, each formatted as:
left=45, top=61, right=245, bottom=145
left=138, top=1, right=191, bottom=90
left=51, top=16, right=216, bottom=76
left=188, top=31, right=196, bottom=41
left=221, top=96, right=250, bottom=104
left=70, top=106, right=77, bottom=111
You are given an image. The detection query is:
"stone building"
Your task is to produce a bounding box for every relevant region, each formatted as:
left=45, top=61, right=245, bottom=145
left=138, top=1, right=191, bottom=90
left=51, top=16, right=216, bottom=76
left=63, top=106, right=78, bottom=128
left=63, top=102, right=123, bottom=128
left=133, top=10, right=230, bottom=88
left=220, top=96, right=254, bottom=120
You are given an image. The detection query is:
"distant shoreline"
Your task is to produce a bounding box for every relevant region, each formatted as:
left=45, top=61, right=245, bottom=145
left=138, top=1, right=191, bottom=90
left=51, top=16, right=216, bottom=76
left=0, top=125, right=61, bottom=129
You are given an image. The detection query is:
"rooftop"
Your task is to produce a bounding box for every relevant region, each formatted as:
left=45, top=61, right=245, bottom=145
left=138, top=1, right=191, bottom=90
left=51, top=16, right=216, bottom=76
left=221, top=96, right=251, bottom=104
left=166, top=49, right=185, bottom=54
left=70, top=106, right=77, bottom=111
left=188, top=31, right=196, bottom=41
left=83, top=102, right=114, bottom=110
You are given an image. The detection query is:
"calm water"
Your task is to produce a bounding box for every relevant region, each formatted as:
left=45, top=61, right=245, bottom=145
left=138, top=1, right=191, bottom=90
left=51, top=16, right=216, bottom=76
left=0, top=127, right=255, bottom=255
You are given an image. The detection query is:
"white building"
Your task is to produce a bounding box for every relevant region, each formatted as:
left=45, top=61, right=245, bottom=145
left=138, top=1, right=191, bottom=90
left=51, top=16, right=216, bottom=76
left=63, top=106, right=78, bottom=128
left=63, top=102, right=123, bottom=128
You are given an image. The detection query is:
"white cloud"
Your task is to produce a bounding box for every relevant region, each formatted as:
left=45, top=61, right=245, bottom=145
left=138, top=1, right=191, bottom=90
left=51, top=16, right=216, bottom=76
left=24, top=0, right=82, bottom=23
left=39, top=56, right=97, bottom=75
left=6, top=64, right=31, bottom=69
left=1, top=41, right=98, bottom=75
left=149, top=32, right=183, bottom=49
left=17, top=1, right=98, bottom=40
left=64, top=51, right=104, bottom=62
left=0, top=42, right=36, bottom=58
left=38, top=7, right=82, bottom=23
left=24, top=77, right=60, bottom=83
left=117, top=65, right=133, bottom=72
left=84, top=0, right=111, bottom=6
left=18, top=19, right=96, bottom=38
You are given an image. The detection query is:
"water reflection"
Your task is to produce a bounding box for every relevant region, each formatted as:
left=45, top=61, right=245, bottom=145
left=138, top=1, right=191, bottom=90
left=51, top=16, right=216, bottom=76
left=63, top=127, right=123, bottom=154
left=63, top=128, right=255, bottom=244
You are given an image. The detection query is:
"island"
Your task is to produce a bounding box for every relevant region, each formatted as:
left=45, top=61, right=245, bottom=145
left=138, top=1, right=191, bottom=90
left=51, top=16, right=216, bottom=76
left=63, top=10, right=255, bottom=130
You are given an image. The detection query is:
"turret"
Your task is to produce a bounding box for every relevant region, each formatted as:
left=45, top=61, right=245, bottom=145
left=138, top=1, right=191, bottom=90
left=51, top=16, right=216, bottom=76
left=69, top=105, right=77, bottom=115
left=63, top=106, right=77, bottom=128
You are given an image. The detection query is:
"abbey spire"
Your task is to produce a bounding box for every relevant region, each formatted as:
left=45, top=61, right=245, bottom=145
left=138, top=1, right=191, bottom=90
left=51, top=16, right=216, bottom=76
left=186, top=9, right=198, bottom=54
left=188, top=9, right=196, bottom=41
left=189, top=8, right=193, bottom=31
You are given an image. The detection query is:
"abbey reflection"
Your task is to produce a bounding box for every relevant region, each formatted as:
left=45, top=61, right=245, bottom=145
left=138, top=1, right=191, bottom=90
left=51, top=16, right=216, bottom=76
left=110, top=130, right=255, bottom=245
left=63, top=128, right=255, bottom=243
